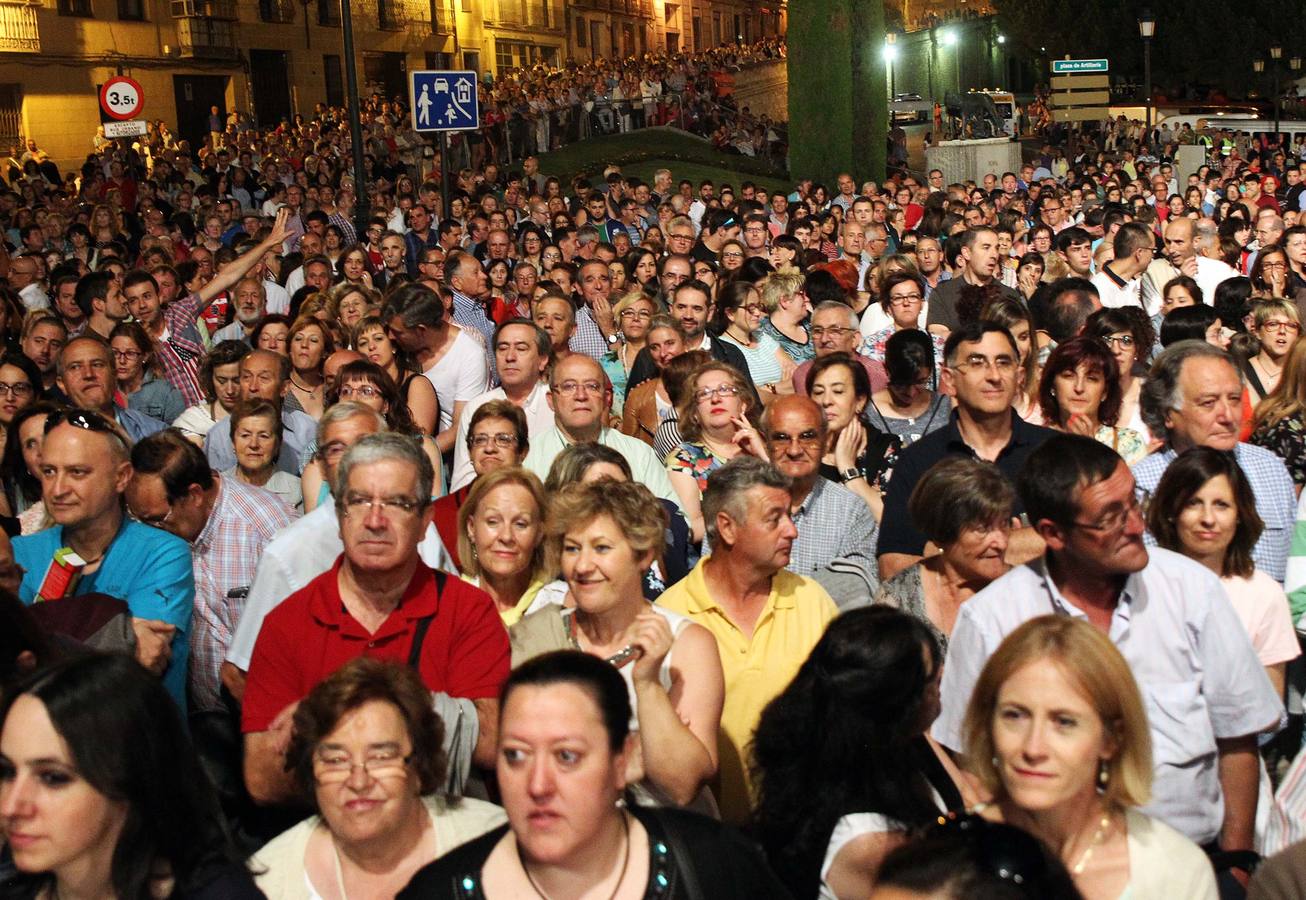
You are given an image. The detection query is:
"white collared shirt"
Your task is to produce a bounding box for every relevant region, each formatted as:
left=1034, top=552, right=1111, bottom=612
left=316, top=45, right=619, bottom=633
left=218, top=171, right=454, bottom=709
left=934, top=548, right=1282, bottom=846
left=449, top=381, right=555, bottom=491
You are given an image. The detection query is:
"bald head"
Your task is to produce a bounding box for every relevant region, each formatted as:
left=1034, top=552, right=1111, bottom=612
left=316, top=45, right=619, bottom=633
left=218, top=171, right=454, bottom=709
left=1163, top=217, right=1197, bottom=264
left=762, top=394, right=826, bottom=485
left=324, top=349, right=364, bottom=383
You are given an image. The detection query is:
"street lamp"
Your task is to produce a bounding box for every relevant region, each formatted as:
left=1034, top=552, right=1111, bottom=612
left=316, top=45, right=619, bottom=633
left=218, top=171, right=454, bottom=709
left=1138, top=10, right=1155, bottom=141
left=1271, top=45, right=1283, bottom=142
left=885, top=32, right=898, bottom=101
left=941, top=27, right=959, bottom=94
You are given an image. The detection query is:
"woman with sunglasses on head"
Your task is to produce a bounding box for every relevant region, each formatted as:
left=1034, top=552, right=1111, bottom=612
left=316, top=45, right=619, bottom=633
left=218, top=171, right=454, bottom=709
left=0, top=653, right=263, bottom=900
left=401, top=651, right=785, bottom=899
left=963, top=615, right=1218, bottom=900
left=254, top=658, right=506, bottom=899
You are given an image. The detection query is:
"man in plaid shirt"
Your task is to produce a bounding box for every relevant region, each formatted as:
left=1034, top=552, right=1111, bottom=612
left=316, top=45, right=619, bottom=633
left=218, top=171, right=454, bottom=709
left=126, top=429, right=297, bottom=716
left=121, top=208, right=291, bottom=406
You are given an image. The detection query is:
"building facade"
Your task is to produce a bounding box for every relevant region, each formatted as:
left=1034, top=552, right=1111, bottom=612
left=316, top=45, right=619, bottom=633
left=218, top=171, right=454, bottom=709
left=0, top=0, right=782, bottom=166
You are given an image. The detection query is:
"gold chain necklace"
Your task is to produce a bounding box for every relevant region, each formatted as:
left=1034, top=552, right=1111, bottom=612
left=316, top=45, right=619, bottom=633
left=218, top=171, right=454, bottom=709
left=1070, top=813, right=1113, bottom=876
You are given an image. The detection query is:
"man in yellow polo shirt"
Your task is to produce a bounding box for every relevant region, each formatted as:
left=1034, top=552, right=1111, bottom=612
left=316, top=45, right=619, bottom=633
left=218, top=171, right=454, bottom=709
left=659, top=456, right=838, bottom=823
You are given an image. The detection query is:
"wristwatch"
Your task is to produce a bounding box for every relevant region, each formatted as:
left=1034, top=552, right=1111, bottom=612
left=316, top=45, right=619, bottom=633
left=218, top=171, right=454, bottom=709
left=607, top=332, right=619, bottom=345
left=840, top=467, right=863, bottom=484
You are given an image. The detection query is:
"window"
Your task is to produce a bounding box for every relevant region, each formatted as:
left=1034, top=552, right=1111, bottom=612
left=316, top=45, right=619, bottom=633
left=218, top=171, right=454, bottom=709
left=575, top=14, right=585, bottom=48
left=257, top=0, right=294, bottom=22
left=323, top=55, right=344, bottom=106
left=58, top=0, right=93, bottom=16
left=539, top=0, right=549, bottom=28
left=377, top=0, right=401, bottom=29
left=117, top=0, right=144, bottom=19
left=317, top=0, right=339, bottom=26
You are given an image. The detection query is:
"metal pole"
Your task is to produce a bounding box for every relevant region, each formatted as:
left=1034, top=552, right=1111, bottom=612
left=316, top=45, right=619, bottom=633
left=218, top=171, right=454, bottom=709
left=1274, top=67, right=1281, bottom=144
left=1143, top=39, right=1152, bottom=145
left=439, top=131, right=452, bottom=223
left=340, top=0, right=369, bottom=240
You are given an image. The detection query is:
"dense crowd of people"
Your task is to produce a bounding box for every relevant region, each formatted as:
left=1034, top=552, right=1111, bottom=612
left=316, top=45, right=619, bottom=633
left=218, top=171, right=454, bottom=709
left=12, top=75, right=1306, bottom=900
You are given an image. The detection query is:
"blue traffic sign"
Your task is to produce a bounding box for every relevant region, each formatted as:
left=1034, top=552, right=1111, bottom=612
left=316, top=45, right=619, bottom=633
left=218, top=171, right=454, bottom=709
left=1051, top=58, right=1109, bottom=74
left=410, top=70, right=479, bottom=132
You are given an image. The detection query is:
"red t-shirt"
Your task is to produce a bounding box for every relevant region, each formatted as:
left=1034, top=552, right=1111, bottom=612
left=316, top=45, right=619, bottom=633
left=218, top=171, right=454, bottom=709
left=241, top=558, right=509, bottom=733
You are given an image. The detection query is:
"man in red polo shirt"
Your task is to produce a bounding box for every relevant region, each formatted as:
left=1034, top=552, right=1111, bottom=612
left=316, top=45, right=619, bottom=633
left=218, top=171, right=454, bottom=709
left=242, top=432, right=509, bottom=805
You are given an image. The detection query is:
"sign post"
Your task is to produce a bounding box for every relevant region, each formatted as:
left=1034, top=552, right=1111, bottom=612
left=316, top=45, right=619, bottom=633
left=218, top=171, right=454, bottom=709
left=410, top=70, right=480, bottom=220
left=98, top=75, right=145, bottom=140
left=1050, top=59, right=1110, bottom=75
left=1049, top=59, right=1112, bottom=124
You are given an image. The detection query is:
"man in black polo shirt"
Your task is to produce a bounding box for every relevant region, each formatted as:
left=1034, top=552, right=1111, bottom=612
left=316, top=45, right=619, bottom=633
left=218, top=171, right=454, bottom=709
left=924, top=227, right=1022, bottom=336
left=877, top=320, right=1057, bottom=580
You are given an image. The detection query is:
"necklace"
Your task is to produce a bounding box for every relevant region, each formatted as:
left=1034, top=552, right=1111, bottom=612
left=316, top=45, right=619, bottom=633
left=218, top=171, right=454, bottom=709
left=1070, top=813, right=1113, bottom=876
left=518, top=810, right=631, bottom=900
left=290, top=373, right=322, bottom=397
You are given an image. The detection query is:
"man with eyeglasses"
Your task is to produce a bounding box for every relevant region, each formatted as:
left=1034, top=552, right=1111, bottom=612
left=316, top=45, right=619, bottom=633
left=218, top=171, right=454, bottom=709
left=791, top=301, right=886, bottom=395
left=877, top=321, right=1056, bottom=581
left=1133, top=341, right=1294, bottom=583
left=522, top=354, right=678, bottom=507
left=449, top=320, right=555, bottom=492
left=240, top=430, right=502, bottom=806
left=935, top=433, right=1280, bottom=860
left=691, top=208, right=741, bottom=266
left=762, top=396, right=877, bottom=595
left=12, top=409, right=193, bottom=710
left=126, top=430, right=294, bottom=737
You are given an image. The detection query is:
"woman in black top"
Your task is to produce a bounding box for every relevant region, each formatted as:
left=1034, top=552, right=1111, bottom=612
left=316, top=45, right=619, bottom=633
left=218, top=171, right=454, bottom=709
left=400, top=651, right=789, bottom=900
left=807, top=351, right=898, bottom=521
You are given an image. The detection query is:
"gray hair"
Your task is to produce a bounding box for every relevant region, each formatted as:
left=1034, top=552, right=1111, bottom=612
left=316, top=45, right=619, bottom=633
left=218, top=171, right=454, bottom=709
left=1140, top=340, right=1242, bottom=439
left=316, top=400, right=388, bottom=447
left=334, top=432, right=434, bottom=511
left=701, top=456, right=793, bottom=547
left=813, top=300, right=858, bottom=329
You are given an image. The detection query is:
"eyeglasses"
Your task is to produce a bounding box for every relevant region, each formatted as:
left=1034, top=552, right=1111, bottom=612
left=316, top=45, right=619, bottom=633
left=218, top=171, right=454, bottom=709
left=1261, top=320, right=1301, bottom=333
left=767, top=429, right=822, bottom=446
left=0, top=380, right=34, bottom=398
left=949, top=355, right=1017, bottom=374
left=134, top=502, right=176, bottom=528
left=669, top=232, right=694, bottom=241
left=888, top=293, right=923, bottom=306
left=1071, top=491, right=1146, bottom=535
left=696, top=384, right=741, bottom=402
left=338, top=385, right=381, bottom=399
left=1101, top=334, right=1136, bottom=348
left=341, top=493, right=424, bottom=517
left=471, top=432, right=518, bottom=449
left=619, top=309, right=652, bottom=320
left=811, top=326, right=855, bottom=339
left=553, top=379, right=604, bottom=396
left=112, top=349, right=143, bottom=361
left=721, top=251, right=745, bottom=260
left=313, top=748, right=412, bottom=784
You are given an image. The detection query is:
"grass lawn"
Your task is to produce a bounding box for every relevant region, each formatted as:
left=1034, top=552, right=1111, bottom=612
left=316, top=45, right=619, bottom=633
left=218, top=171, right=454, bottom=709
left=534, top=127, right=791, bottom=194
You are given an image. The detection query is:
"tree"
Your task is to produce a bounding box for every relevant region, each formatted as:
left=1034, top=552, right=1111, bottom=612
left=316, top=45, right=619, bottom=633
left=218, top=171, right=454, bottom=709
left=788, top=0, right=888, bottom=185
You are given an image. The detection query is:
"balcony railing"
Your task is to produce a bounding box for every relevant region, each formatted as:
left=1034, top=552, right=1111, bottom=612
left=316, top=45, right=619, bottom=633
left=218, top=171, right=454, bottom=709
left=0, top=0, right=39, bottom=53
left=170, top=0, right=237, bottom=19
left=173, top=15, right=238, bottom=57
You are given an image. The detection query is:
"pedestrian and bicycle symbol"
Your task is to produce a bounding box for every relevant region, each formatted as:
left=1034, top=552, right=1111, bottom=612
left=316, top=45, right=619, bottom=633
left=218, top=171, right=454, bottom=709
left=410, top=70, right=480, bottom=132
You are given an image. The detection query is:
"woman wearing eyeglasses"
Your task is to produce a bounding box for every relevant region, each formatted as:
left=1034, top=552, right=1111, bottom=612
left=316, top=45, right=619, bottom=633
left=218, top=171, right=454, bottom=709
left=254, top=658, right=506, bottom=899
left=1241, top=299, right=1300, bottom=405
left=964, top=615, right=1218, bottom=900
left=859, top=272, right=945, bottom=370
left=1250, top=244, right=1293, bottom=302
left=301, top=361, right=444, bottom=513
left=601, top=292, right=658, bottom=417
left=1082, top=308, right=1154, bottom=441
left=109, top=322, right=186, bottom=426
left=665, top=361, right=767, bottom=544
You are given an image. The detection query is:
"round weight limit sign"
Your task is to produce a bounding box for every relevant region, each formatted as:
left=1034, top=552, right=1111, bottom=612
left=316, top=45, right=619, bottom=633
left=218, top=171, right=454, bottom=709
left=100, top=76, right=143, bottom=121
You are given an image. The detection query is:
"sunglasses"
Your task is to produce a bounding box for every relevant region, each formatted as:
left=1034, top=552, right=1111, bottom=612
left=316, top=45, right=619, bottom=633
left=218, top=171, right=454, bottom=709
left=43, top=408, right=130, bottom=450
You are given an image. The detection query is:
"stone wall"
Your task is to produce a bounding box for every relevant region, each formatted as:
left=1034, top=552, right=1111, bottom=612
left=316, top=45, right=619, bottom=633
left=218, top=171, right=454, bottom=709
left=733, top=59, right=789, bottom=122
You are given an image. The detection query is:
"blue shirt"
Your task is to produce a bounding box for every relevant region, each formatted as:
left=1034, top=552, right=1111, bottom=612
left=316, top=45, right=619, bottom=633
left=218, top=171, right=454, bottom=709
left=14, top=520, right=195, bottom=710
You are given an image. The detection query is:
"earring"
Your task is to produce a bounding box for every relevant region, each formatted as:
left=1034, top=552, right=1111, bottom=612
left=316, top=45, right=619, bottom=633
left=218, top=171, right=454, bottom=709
left=1098, top=761, right=1110, bottom=788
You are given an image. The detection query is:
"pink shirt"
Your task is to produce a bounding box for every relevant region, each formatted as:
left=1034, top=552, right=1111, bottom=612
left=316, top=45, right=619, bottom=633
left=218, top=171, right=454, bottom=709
left=1221, top=570, right=1302, bottom=667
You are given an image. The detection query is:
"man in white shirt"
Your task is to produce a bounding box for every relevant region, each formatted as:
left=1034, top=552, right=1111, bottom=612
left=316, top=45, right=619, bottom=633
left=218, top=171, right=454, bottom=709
left=1141, top=218, right=1239, bottom=316
left=450, top=320, right=555, bottom=491
left=1091, top=222, right=1154, bottom=309
left=382, top=283, right=489, bottom=455
left=935, top=433, right=1281, bottom=852
left=523, top=354, right=680, bottom=508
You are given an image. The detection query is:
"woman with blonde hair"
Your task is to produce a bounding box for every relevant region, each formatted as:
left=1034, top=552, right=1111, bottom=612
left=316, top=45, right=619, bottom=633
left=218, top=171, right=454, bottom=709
left=963, top=615, right=1217, bottom=900
left=758, top=270, right=813, bottom=363
left=456, top=466, right=552, bottom=626
left=1242, top=298, right=1300, bottom=404
left=601, top=290, right=658, bottom=414
left=1251, top=337, right=1306, bottom=492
